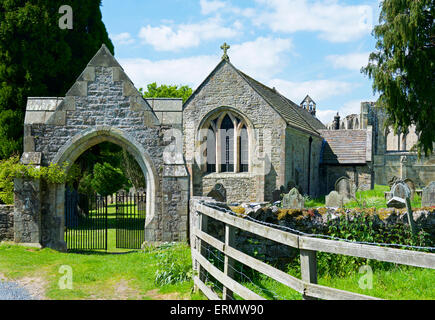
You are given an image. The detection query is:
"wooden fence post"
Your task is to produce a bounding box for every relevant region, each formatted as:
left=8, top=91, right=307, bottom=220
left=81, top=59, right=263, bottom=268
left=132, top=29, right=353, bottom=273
left=223, top=223, right=236, bottom=300
left=198, top=210, right=209, bottom=284
left=300, top=249, right=317, bottom=300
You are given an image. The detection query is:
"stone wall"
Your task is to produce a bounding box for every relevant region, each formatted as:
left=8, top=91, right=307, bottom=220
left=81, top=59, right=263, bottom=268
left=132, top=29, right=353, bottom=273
left=0, top=205, right=14, bottom=241
left=320, top=164, right=373, bottom=195
left=192, top=198, right=435, bottom=268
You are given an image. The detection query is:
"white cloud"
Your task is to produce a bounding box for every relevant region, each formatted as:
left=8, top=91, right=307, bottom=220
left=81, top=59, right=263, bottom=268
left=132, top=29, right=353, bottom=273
left=138, top=17, right=241, bottom=51
left=230, top=37, right=293, bottom=81
left=111, top=32, right=135, bottom=45
left=316, top=109, right=338, bottom=124
left=268, top=78, right=355, bottom=103
left=118, top=55, right=219, bottom=90
left=253, top=0, right=373, bottom=42
left=200, top=0, right=226, bottom=15
left=317, top=100, right=365, bottom=124
left=326, top=52, right=371, bottom=71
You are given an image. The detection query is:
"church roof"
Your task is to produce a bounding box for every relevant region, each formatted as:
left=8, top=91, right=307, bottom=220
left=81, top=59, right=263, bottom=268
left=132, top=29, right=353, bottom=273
left=319, top=129, right=369, bottom=164
left=235, top=70, right=326, bottom=134
left=184, top=58, right=326, bottom=136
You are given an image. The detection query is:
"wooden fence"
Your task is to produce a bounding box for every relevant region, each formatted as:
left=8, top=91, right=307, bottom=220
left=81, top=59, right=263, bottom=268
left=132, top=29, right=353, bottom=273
left=190, top=200, right=435, bottom=300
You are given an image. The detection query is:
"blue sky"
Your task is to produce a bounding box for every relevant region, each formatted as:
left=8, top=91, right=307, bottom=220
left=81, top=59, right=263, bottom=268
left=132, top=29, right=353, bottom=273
left=100, top=0, right=382, bottom=124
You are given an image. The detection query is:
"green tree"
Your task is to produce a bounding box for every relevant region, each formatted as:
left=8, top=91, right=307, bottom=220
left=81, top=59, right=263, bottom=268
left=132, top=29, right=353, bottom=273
left=140, top=82, right=192, bottom=103
left=363, top=0, right=435, bottom=156
left=0, top=0, right=114, bottom=158
left=91, top=162, right=129, bottom=196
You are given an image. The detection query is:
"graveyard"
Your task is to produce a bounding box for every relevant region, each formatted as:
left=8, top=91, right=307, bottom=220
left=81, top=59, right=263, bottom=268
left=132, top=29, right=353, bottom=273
left=0, top=0, right=434, bottom=303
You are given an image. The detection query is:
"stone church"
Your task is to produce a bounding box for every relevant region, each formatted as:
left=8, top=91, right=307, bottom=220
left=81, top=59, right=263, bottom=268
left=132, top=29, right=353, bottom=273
left=18, top=44, right=434, bottom=246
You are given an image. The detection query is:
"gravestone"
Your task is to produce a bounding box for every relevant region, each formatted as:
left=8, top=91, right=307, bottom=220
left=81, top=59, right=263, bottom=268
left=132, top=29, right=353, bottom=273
left=207, top=183, right=227, bottom=202
left=391, top=181, right=411, bottom=200
left=325, top=191, right=345, bottom=208
left=404, top=179, right=416, bottom=200
left=272, top=189, right=282, bottom=203
left=387, top=196, right=406, bottom=209
left=422, top=181, right=435, bottom=207
left=335, top=177, right=355, bottom=201
left=282, top=188, right=304, bottom=209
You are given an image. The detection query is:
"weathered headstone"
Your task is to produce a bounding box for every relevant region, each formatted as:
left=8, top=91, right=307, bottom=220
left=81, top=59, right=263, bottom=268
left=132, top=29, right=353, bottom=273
left=422, top=181, right=435, bottom=207
left=391, top=181, right=411, bottom=200
left=282, top=188, right=304, bottom=209
left=325, top=191, right=345, bottom=208
left=387, top=196, right=406, bottom=209
left=207, top=183, right=227, bottom=202
left=404, top=178, right=416, bottom=200
left=335, top=177, right=355, bottom=200
left=272, top=189, right=282, bottom=203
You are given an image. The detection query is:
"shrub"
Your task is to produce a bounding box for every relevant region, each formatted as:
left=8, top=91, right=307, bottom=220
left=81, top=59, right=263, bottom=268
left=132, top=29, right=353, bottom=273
left=0, top=155, right=79, bottom=204
left=154, top=243, right=193, bottom=286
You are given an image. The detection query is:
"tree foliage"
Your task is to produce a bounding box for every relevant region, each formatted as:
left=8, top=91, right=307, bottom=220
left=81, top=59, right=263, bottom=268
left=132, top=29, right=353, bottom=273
left=91, top=162, right=130, bottom=197
left=362, top=0, right=435, bottom=156
left=140, top=82, right=192, bottom=103
left=0, top=0, right=114, bottom=158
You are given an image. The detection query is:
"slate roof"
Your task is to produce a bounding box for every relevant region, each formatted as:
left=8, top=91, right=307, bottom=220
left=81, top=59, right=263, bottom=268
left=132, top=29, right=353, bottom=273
left=319, top=129, right=369, bottom=164
left=234, top=69, right=326, bottom=135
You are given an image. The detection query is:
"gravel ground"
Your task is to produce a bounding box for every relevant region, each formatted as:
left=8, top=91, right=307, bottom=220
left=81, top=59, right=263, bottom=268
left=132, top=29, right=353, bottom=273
left=0, top=280, right=34, bottom=300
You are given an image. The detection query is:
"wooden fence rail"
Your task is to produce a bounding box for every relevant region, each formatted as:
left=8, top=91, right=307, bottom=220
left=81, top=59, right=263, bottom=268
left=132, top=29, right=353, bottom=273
left=190, top=201, right=435, bottom=300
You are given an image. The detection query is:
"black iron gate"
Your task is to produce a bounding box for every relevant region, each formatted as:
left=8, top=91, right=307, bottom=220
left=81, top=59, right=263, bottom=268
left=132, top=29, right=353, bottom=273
left=115, top=193, right=146, bottom=249
left=65, top=188, right=108, bottom=251
left=65, top=189, right=146, bottom=251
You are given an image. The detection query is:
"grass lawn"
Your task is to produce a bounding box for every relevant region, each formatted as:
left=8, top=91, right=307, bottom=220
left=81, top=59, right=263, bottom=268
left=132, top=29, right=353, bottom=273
left=241, top=263, right=435, bottom=300
left=0, top=242, right=205, bottom=300
left=305, top=185, right=423, bottom=209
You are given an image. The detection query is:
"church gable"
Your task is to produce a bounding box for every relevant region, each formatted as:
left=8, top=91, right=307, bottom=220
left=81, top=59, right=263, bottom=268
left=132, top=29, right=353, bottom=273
left=183, top=59, right=285, bottom=128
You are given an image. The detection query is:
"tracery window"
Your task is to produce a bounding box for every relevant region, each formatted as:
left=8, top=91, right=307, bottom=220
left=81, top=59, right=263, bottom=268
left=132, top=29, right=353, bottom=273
left=203, top=111, right=250, bottom=174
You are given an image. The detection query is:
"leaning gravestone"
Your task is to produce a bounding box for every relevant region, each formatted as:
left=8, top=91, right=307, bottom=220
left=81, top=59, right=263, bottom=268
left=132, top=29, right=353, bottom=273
left=325, top=191, right=345, bottom=208
left=387, top=197, right=406, bottom=209
left=422, top=181, right=435, bottom=207
left=282, top=188, right=304, bottom=209
left=391, top=181, right=411, bottom=200
left=207, top=183, right=227, bottom=202
left=335, top=177, right=355, bottom=201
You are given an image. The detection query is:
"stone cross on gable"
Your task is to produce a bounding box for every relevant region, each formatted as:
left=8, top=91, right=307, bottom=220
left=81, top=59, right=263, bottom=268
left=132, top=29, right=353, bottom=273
left=221, top=42, right=230, bottom=61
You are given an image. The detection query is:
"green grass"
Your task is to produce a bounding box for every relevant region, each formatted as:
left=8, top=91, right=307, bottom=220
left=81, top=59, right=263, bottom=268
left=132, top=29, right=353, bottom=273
left=0, top=242, right=205, bottom=300
left=237, top=262, right=435, bottom=300
left=305, top=185, right=423, bottom=209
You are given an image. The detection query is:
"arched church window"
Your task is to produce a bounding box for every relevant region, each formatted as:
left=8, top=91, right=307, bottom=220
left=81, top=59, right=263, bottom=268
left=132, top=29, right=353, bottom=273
left=202, top=111, right=250, bottom=174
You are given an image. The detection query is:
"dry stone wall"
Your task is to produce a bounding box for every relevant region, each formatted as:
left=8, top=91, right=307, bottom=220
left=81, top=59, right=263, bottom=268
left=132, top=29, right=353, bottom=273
left=0, top=205, right=14, bottom=241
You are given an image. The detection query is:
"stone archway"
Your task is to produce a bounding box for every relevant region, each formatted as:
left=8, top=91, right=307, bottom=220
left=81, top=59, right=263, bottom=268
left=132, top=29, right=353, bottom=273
left=52, top=126, right=158, bottom=240
left=15, top=45, right=189, bottom=251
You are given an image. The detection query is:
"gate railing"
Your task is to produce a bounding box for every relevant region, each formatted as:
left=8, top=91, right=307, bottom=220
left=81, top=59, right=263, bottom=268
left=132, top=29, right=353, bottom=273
left=115, top=192, right=146, bottom=249
left=190, top=200, right=435, bottom=300
left=65, top=191, right=108, bottom=251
